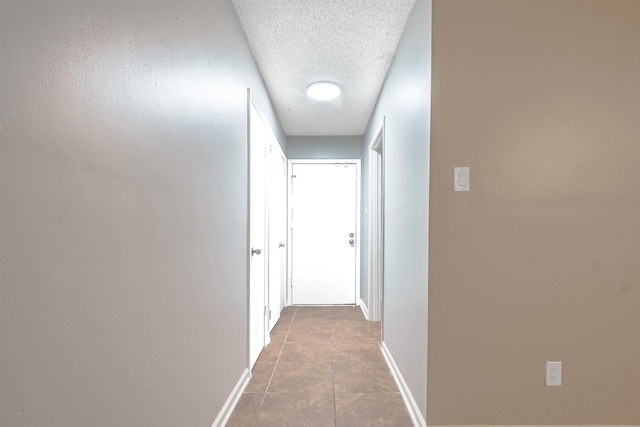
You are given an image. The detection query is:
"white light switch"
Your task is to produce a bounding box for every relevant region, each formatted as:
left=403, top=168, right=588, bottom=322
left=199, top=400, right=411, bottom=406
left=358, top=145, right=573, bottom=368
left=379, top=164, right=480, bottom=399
left=454, top=167, right=470, bottom=192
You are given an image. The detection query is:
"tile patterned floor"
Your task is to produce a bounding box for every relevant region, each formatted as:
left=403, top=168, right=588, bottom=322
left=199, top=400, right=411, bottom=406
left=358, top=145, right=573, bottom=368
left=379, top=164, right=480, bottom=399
left=226, top=305, right=413, bottom=427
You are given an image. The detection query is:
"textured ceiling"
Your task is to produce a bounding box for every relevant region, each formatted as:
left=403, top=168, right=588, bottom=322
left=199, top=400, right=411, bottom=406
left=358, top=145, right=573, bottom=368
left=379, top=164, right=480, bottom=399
left=231, top=0, right=416, bottom=136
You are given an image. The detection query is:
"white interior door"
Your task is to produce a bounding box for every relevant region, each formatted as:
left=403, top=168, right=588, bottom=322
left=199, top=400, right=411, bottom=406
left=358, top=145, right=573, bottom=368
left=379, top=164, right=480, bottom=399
left=267, top=141, right=287, bottom=332
left=290, top=161, right=360, bottom=305
left=248, top=101, right=268, bottom=368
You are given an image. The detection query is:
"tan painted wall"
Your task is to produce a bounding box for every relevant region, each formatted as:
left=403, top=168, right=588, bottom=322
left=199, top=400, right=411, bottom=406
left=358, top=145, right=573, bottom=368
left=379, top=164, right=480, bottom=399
left=428, top=0, right=640, bottom=425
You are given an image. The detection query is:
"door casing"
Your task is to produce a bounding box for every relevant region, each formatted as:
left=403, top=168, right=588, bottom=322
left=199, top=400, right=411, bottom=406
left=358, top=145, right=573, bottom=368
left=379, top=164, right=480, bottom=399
left=267, top=142, right=287, bottom=332
left=368, top=121, right=385, bottom=330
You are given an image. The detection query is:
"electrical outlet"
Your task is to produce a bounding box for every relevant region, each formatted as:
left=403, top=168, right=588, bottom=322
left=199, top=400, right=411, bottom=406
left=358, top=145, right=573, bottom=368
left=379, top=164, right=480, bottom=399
left=546, top=361, right=562, bottom=386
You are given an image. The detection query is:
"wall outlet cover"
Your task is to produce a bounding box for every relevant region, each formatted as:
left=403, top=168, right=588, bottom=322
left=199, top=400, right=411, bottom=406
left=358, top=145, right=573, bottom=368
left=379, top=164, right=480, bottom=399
left=546, top=361, right=562, bottom=386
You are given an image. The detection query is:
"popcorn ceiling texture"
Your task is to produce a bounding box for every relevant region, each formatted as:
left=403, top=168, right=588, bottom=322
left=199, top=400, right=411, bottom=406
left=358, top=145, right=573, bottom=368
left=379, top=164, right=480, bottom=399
left=231, top=0, right=416, bottom=135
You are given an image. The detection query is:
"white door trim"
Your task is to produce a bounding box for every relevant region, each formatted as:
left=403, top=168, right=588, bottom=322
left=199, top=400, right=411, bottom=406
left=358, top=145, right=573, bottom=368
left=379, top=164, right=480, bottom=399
left=368, top=121, right=385, bottom=323
left=287, top=159, right=361, bottom=306
left=245, top=89, right=252, bottom=369
left=267, top=140, right=287, bottom=331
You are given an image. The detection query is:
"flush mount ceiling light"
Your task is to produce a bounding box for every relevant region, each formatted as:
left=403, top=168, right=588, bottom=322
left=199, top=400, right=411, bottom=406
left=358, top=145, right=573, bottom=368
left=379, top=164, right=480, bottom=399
left=306, top=81, right=341, bottom=101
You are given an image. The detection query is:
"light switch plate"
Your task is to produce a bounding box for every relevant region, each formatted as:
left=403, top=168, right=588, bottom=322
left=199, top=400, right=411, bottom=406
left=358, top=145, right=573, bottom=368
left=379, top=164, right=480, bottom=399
left=454, top=167, right=470, bottom=192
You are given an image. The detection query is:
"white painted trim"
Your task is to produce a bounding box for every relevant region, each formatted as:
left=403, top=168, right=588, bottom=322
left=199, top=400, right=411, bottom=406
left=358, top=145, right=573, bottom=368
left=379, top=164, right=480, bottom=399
left=359, top=299, right=369, bottom=321
left=367, top=122, right=385, bottom=323
left=266, top=132, right=287, bottom=333
left=354, top=160, right=362, bottom=305
left=380, top=342, right=426, bottom=427
left=211, top=368, right=251, bottom=427
left=245, top=89, right=252, bottom=369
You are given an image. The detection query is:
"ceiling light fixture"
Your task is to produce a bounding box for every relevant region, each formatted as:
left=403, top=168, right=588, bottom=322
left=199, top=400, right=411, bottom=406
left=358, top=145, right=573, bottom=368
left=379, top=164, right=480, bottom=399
left=306, top=81, right=341, bottom=101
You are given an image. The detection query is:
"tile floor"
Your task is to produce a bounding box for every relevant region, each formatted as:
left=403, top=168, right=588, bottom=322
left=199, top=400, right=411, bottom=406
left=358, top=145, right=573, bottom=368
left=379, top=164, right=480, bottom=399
left=226, top=305, right=413, bottom=427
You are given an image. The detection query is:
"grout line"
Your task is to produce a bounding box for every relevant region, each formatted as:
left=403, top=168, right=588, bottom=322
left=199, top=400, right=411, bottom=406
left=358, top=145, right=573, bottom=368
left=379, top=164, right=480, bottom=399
left=239, top=305, right=404, bottom=426
left=251, top=306, right=296, bottom=427
left=330, top=307, right=337, bottom=426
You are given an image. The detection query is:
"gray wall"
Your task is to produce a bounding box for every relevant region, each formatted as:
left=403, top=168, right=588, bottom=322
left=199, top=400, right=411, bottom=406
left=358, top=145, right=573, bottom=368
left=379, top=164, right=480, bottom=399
left=362, top=0, right=431, bottom=419
left=287, top=135, right=363, bottom=160
left=0, top=1, right=283, bottom=426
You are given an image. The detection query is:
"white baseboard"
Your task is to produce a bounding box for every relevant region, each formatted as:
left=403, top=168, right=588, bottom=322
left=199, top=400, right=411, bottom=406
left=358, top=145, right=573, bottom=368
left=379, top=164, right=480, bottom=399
left=211, top=368, right=250, bottom=427
left=359, top=299, right=369, bottom=320
left=380, top=342, right=426, bottom=427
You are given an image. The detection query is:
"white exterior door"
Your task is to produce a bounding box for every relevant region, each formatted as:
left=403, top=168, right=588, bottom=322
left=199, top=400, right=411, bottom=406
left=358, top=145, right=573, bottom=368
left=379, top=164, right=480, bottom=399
left=289, top=161, right=360, bottom=305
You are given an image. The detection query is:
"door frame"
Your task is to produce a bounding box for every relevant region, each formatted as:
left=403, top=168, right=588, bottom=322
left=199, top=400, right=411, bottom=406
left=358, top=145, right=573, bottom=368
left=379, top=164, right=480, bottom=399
left=368, top=121, right=385, bottom=327
left=247, top=93, right=275, bottom=370
left=266, top=140, right=287, bottom=332
left=286, top=159, right=361, bottom=306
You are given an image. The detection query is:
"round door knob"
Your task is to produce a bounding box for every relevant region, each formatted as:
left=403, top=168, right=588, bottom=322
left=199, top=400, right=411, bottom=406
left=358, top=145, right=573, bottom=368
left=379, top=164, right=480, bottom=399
left=251, top=247, right=262, bottom=255
left=349, top=239, right=355, bottom=244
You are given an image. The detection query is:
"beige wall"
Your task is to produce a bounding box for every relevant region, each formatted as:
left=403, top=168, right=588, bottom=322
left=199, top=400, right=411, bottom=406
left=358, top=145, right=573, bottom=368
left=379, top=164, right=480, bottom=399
left=428, top=0, right=640, bottom=425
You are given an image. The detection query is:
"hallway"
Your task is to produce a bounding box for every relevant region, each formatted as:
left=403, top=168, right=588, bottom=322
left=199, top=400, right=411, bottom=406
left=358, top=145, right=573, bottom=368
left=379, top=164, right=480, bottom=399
left=226, top=306, right=413, bottom=426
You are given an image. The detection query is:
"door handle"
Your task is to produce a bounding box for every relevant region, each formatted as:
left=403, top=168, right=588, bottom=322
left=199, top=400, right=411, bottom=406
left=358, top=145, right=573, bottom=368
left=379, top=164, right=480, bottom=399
left=279, top=242, right=285, bottom=248
left=251, top=247, right=262, bottom=256
left=349, top=239, right=355, bottom=245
